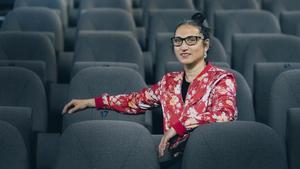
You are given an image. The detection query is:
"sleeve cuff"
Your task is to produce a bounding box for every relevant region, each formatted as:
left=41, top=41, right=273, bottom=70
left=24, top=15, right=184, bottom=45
left=172, top=121, right=187, bottom=136
left=94, top=96, right=104, bottom=109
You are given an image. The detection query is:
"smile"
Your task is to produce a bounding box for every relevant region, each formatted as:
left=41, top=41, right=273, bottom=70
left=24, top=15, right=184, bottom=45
left=180, top=53, right=191, bottom=57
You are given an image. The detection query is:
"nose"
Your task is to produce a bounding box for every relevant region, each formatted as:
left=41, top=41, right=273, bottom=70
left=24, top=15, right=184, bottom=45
left=179, top=41, right=189, bottom=50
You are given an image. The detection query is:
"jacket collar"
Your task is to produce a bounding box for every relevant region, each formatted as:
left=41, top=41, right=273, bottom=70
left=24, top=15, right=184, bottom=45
left=183, top=63, right=213, bottom=106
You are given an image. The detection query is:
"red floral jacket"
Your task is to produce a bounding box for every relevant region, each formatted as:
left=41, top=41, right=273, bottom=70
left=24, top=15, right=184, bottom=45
left=95, top=64, right=237, bottom=145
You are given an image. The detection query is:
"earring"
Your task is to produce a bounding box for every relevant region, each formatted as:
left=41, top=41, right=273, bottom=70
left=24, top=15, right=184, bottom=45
left=204, top=49, right=208, bottom=59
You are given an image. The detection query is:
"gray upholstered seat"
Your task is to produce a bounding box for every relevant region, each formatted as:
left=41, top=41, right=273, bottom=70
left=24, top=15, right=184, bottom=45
left=0, top=67, right=47, bottom=132
left=0, top=120, right=29, bottom=169
left=232, top=34, right=300, bottom=91
left=79, top=0, right=132, bottom=13
left=269, top=70, right=300, bottom=140
left=0, top=32, right=57, bottom=84
left=0, top=106, right=32, bottom=154
left=254, top=63, right=300, bottom=124
left=145, top=0, right=194, bottom=9
left=72, top=31, right=144, bottom=78
left=286, top=108, right=300, bottom=169
left=76, top=8, right=146, bottom=49
left=280, top=11, right=300, bottom=37
left=55, top=120, right=159, bottom=169
left=269, top=70, right=300, bottom=169
left=77, top=8, right=135, bottom=32
left=1, top=7, right=64, bottom=52
left=182, top=121, right=288, bottom=169
left=154, top=32, right=228, bottom=81
left=79, top=0, right=144, bottom=27
left=13, top=0, right=68, bottom=27
left=203, top=0, right=259, bottom=26
left=262, top=0, right=300, bottom=17
left=214, top=10, right=281, bottom=57
left=64, top=67, right=152, bottom=130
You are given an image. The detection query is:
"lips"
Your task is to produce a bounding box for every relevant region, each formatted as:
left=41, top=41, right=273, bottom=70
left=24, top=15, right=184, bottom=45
left=180, top=53, right=191, bottom=58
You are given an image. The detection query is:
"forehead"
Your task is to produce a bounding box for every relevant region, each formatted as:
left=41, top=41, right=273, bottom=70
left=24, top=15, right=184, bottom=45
left=175, top=24, right=201, bottom=37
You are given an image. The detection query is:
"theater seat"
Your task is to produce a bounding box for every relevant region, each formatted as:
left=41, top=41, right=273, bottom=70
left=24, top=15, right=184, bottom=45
left=182, top=121, right=288, bottom=169
left=54, top=120, right=159, bottom=169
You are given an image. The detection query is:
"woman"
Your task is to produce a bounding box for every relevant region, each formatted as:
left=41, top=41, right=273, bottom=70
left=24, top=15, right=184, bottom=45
left=63, top=12, right=237, bottom=168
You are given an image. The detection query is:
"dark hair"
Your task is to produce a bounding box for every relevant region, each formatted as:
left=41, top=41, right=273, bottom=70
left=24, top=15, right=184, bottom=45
left=175, top=12, right=212, bottom=40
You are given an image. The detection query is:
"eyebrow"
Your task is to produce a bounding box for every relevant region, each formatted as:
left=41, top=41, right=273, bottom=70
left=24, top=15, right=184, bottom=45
left=174, top=35, right=203, bottom=38
left=174, top=34, right=201, bottom=36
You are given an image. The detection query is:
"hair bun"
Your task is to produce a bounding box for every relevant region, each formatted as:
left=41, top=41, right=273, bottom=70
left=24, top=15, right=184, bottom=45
left=191, top=12, right=206, bottom=25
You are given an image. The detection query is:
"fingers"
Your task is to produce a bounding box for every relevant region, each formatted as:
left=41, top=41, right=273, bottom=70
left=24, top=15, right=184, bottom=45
left=62, top=100, right=77, bottom=114
left=67, top=106, right=78, bottom=114
left=62, top=100, right=73, bottom=114
left=158, top=136, right=169, bottom=157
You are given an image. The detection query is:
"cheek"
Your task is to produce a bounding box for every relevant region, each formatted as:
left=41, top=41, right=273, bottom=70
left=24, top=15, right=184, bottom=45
left=173, top=47, right=180, bottom=57
left=191, top=46, right=204, bottom=55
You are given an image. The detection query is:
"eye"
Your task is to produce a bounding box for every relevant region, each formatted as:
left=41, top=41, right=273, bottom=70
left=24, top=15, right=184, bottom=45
left=186, top=36, right=197, bottom=43
left=172, top=37, right=182, bottom=43
left=171, top=37, right=183, bottom=45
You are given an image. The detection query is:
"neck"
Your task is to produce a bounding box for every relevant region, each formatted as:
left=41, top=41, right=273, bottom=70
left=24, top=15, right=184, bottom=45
left=184, top=59, right=206, bottom=82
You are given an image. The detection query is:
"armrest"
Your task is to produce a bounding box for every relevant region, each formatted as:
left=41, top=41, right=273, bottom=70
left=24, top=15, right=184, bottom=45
left=143, top=51, right=153, bottom=84
left=48, top=83, right=70, bottom=132
left=133, top=9, right=144, bottom=27
left=36, top=133, right=61, bottom=169
left=136, top=27, right=146, bottom=50
left=287, top=108, right=300, bottom=169
left=145, top=110, right=153, bottom=133
left=57, top=52, right=74, bottom=83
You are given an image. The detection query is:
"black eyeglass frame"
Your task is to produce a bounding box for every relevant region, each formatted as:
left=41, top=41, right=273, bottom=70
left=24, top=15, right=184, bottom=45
left=171, top=36, right=204, bottom=47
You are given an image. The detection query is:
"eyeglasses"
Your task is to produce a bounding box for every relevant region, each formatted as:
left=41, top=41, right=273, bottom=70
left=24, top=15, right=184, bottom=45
left=171, top=36, right=204, bottom=47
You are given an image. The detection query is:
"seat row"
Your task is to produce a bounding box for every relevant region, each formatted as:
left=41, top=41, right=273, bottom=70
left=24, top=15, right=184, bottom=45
left=3, top=0, right=300, bottom=25
left=1, top=6, right=300, bottom=54
left=1, top=30, right=300, bottom=86
left=0, top=66, right=300, bottom=168
left=0, top=119, right=292, bottom=169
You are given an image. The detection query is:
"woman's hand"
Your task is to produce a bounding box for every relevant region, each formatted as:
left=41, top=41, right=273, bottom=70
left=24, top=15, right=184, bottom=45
left=62, top=99, right=95, bottom=114
left=159, top=127, right=177, bottom=157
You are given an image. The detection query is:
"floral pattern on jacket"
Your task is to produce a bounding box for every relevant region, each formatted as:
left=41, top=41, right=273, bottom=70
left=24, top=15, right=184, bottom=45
left=95, top=64, right=238, bottom=143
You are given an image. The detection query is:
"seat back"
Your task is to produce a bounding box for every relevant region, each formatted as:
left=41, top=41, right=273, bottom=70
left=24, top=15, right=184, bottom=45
left=0, top=32, right=57, bottom=84
left=145, top=0, right=194, bottom=9
left=280, top=11, right=300, bottom=37
left=0, top=106, right=32, bottom=155
left=73, top=31, right=144, bottom=78
left=13, top=0, right=68, bottom=27
left=254, top=63, right=300, bottom=124
left=204, top=0, right=259, bottom=25
left=1, top=7, right=64, bottom=52
left=214, top=10, right=280, bottom=57
left=77, top=8, right=135, bottom=32
left=55, top=120, right=159, bottom=169
left=269, top=70, right=300, bottom=140
left=63, top=67, right=149, bottom=130
left=182, top=121, right=288, bottom=169
left=0, top=67, right=47, bottom=132
left=233, top=34, right=300, bottom=90
left=0, top=120, right=29, bottom=169
left=80, top=0, right=132, bottom=12
left=262, top=0, right=300, bottom=17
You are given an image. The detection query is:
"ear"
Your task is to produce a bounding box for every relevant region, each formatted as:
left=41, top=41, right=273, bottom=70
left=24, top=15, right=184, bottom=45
left=204, top=39, right=210, bottom=51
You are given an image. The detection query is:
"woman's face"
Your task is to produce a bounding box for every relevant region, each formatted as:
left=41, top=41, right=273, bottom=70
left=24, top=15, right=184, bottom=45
left=173, top=24, right=209, bottom=66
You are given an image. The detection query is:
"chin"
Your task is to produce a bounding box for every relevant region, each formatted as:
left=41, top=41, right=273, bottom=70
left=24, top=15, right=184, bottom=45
left=178, top=59, right=193, bottom=65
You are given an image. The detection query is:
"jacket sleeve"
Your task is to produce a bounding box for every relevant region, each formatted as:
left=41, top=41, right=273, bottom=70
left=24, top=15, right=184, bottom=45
left=94, top=82, right=161, bottom=114
left=172, top=74, right=238, bottom=136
